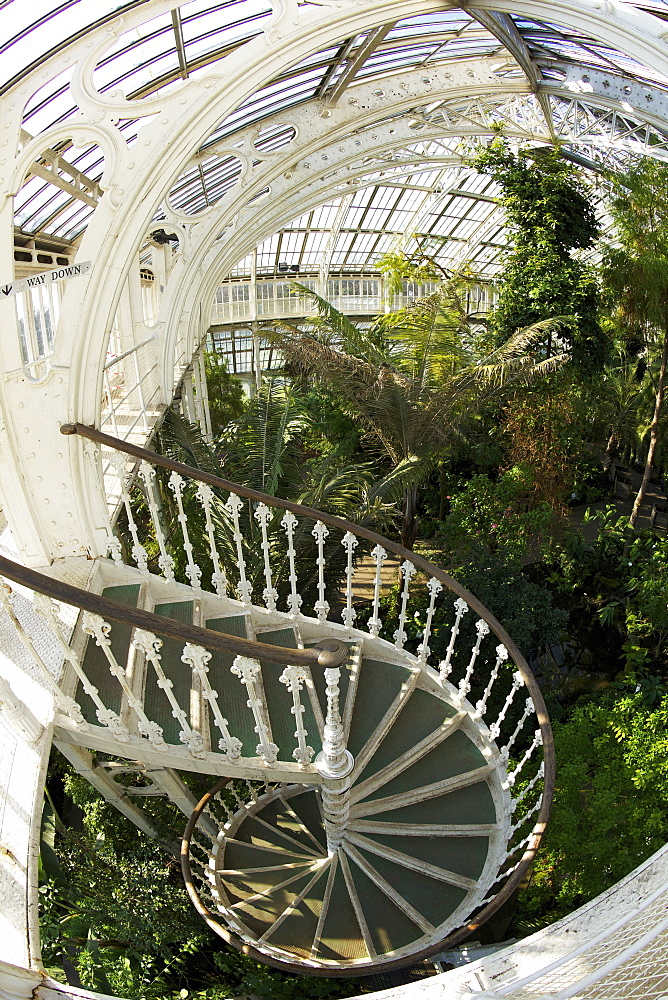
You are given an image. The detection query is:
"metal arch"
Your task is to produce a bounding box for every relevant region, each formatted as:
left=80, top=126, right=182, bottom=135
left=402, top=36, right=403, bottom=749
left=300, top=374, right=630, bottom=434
left=31, top=0, right=668, bottom=412
left=471, top=10, right=557, bottom=137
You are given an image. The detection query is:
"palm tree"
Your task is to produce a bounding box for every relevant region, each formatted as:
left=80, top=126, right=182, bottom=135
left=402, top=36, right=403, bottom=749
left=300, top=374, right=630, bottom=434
left=266, top=283, right=567, bottom=548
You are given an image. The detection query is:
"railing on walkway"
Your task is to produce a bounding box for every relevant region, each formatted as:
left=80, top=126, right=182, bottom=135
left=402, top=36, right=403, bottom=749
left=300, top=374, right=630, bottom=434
left=210, top=277, right=496, bottom=326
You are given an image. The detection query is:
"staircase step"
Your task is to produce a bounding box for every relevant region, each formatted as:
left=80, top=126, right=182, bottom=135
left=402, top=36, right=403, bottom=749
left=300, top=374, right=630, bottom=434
left=353, top=688, right=458, bottom=787
left=346, top=658, right=415, bottom=759
left=205, top=616, right=257, bottom=755
left=359, top=729, right=489, bottom=803
left=348, top=844, right=466, bottom=936
left=143, top=601, right=195, bottom=744
left=256, top=629, right=322, bottom=761
left=314, top=861, right=368, bottom=962
left=343, top=852, right=423, bottom=955
left=364, top=784, right=496, bottom=826
left=78, top=584, right=141, bottom=724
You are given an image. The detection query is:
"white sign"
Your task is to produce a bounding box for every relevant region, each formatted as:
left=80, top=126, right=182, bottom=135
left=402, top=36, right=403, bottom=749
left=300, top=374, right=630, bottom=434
left=0, top=261, right=92, bottom=299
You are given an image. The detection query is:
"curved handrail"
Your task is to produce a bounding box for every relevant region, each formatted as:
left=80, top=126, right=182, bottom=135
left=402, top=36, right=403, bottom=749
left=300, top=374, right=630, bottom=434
left=62, top=420, right=556, bottom=944
left=0, top=554, right=348, bottom=669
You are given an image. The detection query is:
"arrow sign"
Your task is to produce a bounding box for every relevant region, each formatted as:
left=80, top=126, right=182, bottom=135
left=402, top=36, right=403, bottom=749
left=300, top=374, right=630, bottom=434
left=0, top=261, right=91, bottom=299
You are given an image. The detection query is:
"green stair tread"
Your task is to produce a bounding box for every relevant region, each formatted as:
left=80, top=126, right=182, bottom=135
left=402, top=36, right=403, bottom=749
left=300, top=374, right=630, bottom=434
left=78, top=585, right=141, bottom=724
left=355, top=847, right=467, bottom=929
left=143, top=601, right=194, bottom=744
left=205, top=616, right=257, bottom=755
left=258, top=797, right=326, bottom=856
left=363, top=730, right=488, bottom=802
left=354, top=688, right=458, bottom=787
left=223, top=840, right=313, bottom=872
left=347, top=658, right=414, bottom=758
left=315, top=864, right=367, bottom=961
left=221, top=861, right=318, bottom=901
left=257, top=629, right=322, bottom=759
left=288, top=790, right=327, bottom=850
left=232, top=815, right=317, bottom=857
left=359, top=832, right=489, bottom=882
left=262, top=867, right=329, bottom=959
left=345, top=856, right=423, bottom=955
left=235, top=870, right=316, bottom=932
left=370, top=784, right=496, bottom=825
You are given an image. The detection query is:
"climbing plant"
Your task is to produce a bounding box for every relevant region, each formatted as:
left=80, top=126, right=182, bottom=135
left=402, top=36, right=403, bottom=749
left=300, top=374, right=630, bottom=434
left=473, top=138, right=607, bottom=376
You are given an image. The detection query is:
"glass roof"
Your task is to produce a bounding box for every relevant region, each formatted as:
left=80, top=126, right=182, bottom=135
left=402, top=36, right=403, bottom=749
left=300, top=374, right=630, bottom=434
left=3, top=1, right=667, bottom=275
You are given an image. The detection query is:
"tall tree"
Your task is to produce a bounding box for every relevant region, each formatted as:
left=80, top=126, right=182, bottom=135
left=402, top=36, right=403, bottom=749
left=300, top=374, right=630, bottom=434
left=474, top=138, right=607, bottom=376
left=602, top=158, right=668, bottom=526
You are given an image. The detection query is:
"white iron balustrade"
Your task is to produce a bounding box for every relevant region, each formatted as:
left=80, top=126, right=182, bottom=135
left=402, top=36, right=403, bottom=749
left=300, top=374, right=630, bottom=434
left=230, top=655, right=279, bottom=765
left=132, top=629, right=205, bottom=757
left=196, top=482, right=229, bottom=596
left=281, top=511, right=303, bottom=617
left=182, top=642, right=243, bottom=760
left=169, top=471, right=203, bottom=589
left=279, top=664, right=315, bottom=766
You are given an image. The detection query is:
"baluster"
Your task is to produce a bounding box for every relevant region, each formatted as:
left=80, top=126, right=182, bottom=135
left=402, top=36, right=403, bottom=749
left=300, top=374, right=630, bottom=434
left=168, top=471, right=203, bottom=589
left=225, top=493, right=252, bottom=604
left=509, top=794, right=543, bottom=837
left=500, top=697, right=534, bottom=763
left=254, top=502, right=278, bottom=610
left=113, top=452, right=149, bottom=572
left=196, top=483, right=228, bottom=596
left=230, top=656, right=278, bottom=764
left=1, top=584, right=84, bottom=725
left=245, top=779, right=258, bottom=802
left=367, top=544, right=387, bottom=638
left=510, top=761, right=545, bottom=813
left=417, top=577, right=443, bottom=665
left=438, top=597, right=469, bottom=682
left=279, top=665, right=314, bottom=767
left=312, top=521, right=330, bottom=622
left=132, top=629, right=204, bottom=757
left=315, top=666, right=354, bottom=854
left=213, top=790, right=235, bottom=823
left=230, top=784, right=245, bottom=810
left=473, top=644, right=508, bottom=719
left=488, top=671, right=525, bottom=741
left=181, top=643, right=242, bottom=760
left=83, top=440, right=122, bottom=563
left=507, top=729, right=543, bottom=787
left=394, top=559, right=417, bottom=648
left=83, top=614, right=166, bottom=746
left=341, top=531, right=358, bottom=629
left=504, top=831, right=534, bottom=862
left=138, top=461, right=175, bottom=582
left=281, top=512, right=302, bottom=617
left=33, top=594, right=126, bottom=736
left=457, top=619, right=490, bottom=703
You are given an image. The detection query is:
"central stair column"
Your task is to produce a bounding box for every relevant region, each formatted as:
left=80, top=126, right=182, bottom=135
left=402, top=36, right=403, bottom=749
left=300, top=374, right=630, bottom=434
left=315, top=665, right=354, bottom=855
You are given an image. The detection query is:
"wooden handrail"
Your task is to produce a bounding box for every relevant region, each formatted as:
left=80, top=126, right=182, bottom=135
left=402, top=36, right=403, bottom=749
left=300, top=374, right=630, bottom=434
left=0, top=553, right=347, bottom=669
left=61, top=420, right=555, bottom=847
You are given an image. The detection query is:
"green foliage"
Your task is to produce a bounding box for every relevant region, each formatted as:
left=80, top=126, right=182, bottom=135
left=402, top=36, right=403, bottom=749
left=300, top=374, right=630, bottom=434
left=428, top=466, right=555, bottom=562
left=547, top=507, right=668, bottom=676
left=203, top=354, right=245, bottom=434
left=473, top=139, right=607, bottom=374
left=515, top=691, right=668, bottom=931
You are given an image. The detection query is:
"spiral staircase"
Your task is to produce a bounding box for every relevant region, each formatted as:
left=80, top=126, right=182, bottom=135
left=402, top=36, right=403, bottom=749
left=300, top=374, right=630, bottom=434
left=0, top=423, right=553, bottom=977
